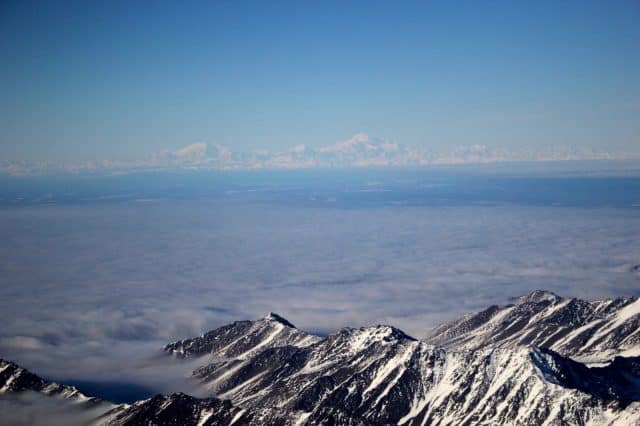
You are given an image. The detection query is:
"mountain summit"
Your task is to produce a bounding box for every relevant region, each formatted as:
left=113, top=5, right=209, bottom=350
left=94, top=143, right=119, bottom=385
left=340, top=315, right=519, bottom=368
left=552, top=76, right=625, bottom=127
left=164, top=313, right=320, bottom=360
left=424, top=292, right=640, bottom=363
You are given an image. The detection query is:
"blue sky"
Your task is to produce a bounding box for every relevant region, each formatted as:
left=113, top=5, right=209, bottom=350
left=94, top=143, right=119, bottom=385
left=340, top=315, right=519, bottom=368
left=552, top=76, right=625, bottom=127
left=1, top=0, right=639, bottom=161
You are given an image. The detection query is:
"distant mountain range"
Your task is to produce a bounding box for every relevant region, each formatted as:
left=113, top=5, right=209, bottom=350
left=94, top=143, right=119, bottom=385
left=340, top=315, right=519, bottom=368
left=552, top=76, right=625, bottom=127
left=2, top=133, right=635, bottom=176
left=1, top=290, right=639, bottom=425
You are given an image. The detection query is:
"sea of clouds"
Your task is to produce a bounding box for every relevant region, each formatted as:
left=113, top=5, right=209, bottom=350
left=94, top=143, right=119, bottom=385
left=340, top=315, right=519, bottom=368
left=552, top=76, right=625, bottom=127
left=0, top=168, right=639, bottom=399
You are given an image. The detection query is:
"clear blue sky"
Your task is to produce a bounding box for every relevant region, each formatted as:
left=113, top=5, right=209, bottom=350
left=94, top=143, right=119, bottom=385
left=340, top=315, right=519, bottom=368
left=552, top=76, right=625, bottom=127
left=1, top=0, right=639, bottom=161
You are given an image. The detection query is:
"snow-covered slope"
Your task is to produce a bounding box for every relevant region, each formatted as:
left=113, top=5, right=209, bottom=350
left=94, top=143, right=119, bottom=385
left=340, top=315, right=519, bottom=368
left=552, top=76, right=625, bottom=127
left=164, top=312, right=320, bottom=360
left=0, top=358, right=115, bottom=425
left=0, top=358, right=100, bottom=403
left=424, top=290, right=640, bottom=363
left=173, top=323, right=640, bottom=425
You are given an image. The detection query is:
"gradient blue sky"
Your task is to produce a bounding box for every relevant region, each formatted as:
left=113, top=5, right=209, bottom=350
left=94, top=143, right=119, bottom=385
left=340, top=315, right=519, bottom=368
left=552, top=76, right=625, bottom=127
left=1, top=0, right=639, bottom=161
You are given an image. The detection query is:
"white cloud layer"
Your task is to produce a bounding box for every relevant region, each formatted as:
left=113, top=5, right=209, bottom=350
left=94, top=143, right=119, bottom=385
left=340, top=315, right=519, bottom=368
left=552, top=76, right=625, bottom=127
left=0, top=173, right=638, bottom=398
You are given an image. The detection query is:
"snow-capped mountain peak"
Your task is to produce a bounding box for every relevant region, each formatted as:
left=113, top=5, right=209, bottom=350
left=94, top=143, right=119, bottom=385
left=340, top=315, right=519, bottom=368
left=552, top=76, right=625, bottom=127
left=424, top=293, right=640, bottom=364
left=513, top=289, right=563, bottom=305
left=0, top=358, right=106, bottom=405
left=318, top=133, right=400, bottom=154
left=164, top=313, right=320, bottom=359
left=263, top=312, right=297, bottom=328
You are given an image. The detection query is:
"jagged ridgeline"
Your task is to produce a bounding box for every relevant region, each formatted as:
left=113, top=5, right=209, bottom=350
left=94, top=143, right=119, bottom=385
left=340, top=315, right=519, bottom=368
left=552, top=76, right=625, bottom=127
left=1, top=290, right=639, bottom=425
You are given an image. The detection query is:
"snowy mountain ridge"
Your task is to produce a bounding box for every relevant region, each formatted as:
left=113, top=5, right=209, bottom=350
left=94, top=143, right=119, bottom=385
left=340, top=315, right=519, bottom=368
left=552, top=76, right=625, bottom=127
left=147, top=316, right=640, bottom=425
left=164, top=312, right=321, bottom=360
left=0, top=358, right=102, bottom=404
left=424, top=290, right=640, bottom=364
left=1, top=290, right=639, bottom=425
